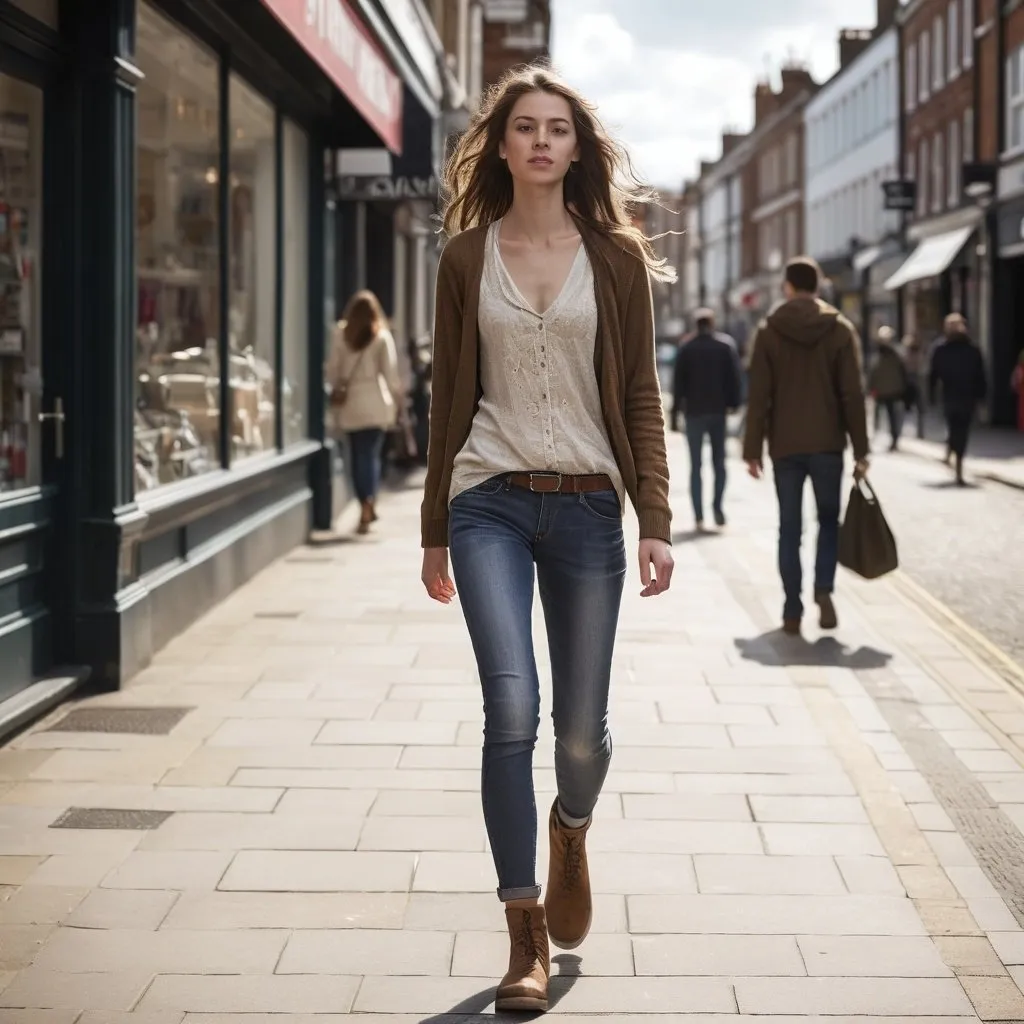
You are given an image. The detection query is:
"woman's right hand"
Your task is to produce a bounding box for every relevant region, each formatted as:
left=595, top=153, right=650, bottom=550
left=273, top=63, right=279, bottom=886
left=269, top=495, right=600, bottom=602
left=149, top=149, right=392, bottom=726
left=421, top=547, right=456, bottom=604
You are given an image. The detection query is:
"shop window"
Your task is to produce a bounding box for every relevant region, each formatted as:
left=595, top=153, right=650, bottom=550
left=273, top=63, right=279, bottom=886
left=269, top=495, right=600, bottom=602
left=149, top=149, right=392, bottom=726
left=0, top=75, right=42, bottom=495
left=228, top=73, right=277, bottom=461
left=134, top=2, right=221, bottom=492
left=281, top=119, right=309, bottom=447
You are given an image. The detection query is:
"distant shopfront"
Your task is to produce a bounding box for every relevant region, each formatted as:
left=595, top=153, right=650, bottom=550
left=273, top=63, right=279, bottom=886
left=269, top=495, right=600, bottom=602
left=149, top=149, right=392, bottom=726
left=0, top=0, right=431, bottom=737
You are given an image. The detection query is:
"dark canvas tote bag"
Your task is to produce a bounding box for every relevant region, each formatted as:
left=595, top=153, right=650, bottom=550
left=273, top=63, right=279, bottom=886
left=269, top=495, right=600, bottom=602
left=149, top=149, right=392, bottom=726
left=838, top=477, right=899, bottom=580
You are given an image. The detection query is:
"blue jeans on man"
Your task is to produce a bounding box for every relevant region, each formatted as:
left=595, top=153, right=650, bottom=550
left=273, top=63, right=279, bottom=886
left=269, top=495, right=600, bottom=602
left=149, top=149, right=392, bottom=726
left=686, top=414, right=727, bottom=526
left=772, top=452, right=843, bottom=622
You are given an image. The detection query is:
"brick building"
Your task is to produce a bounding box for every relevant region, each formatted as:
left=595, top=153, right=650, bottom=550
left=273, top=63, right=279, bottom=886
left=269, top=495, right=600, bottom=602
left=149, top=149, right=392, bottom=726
left=480, top=0, right=551, bottom=91
left=994, top=0, right=1024, bottom=426
left=742, top=67, right=817, bottom=319
left=885, top=0, right=987, bottom=361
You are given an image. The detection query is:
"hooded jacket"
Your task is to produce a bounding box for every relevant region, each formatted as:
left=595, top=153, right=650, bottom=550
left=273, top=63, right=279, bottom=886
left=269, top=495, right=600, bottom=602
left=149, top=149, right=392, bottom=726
left=742, top=296, right=869, bottom=463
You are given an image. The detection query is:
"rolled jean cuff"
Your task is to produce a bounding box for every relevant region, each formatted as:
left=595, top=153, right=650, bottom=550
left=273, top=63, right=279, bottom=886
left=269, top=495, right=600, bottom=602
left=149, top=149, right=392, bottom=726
left=497, top=883, right=541, bottom=902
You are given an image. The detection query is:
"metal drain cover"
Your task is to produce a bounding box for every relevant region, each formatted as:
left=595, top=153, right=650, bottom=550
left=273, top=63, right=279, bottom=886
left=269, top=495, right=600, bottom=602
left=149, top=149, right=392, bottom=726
left=50, top=807, right=173, bottom=830
left=47, top=707, right=192, bottom=735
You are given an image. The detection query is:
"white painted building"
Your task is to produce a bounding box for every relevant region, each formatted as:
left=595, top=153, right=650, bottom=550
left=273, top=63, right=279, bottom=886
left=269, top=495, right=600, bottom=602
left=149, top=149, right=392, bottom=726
left=698, top=147, right=745, bottom=332
left=804, top=25, right=901, bottom=337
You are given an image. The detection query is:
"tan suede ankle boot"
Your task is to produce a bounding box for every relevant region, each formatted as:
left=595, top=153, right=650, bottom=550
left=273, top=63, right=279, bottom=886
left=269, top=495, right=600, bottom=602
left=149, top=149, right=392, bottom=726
left=495, top=904, right=549, bottom=1012
left=544, top=799, right=592, bottom=950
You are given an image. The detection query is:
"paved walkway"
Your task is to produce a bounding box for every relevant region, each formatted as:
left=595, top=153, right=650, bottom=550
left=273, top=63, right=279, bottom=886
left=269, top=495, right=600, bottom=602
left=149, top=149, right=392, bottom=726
left=4, top=432, right=1024, bottom=1022
left=879, top=410, right=1024, bottom=490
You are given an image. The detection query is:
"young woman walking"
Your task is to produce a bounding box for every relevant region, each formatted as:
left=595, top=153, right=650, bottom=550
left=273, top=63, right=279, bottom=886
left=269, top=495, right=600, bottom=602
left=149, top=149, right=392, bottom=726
left=419, top=66, right=675, bottom=1012
left=327, top=290, right=402, bottom=533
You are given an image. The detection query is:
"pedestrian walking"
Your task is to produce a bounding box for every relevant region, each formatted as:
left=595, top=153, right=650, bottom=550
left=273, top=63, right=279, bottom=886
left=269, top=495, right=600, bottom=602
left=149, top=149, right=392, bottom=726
left=929, top=324, right=987, bottom=486
left=742, top=256, right=869, bottom=636
left=868, top=326, right=908, bottom=450
left=326, top=290, right=403, bottom=534
left=901, top=334, right=925, bottom=437
left=418, top=66, right=674, bottom=1013
left=671, top=307, right=743, bottom=528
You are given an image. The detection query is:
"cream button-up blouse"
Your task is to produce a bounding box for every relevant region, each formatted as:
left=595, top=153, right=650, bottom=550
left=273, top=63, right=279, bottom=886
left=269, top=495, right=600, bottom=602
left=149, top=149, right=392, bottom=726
left=448, top=220, right=623, bottom=507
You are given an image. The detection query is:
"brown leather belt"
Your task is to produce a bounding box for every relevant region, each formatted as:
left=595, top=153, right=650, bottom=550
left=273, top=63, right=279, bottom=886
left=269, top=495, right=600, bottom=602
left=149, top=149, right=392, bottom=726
left=506, top=472, right=615, bottom=494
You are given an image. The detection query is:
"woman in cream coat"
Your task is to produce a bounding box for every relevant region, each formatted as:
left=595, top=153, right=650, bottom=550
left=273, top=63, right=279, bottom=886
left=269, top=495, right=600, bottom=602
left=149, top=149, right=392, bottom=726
left=327, top=290, right=403, bottom=533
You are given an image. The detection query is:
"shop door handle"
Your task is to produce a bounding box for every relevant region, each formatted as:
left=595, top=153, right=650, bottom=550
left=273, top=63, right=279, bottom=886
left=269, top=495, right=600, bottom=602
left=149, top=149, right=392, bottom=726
left=38, top=397, right=65, bottom=459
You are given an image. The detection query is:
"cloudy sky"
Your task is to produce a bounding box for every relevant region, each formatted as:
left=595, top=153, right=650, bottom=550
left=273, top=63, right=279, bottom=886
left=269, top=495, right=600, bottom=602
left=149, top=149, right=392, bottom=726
left=550, top=0, right=878, bottom=190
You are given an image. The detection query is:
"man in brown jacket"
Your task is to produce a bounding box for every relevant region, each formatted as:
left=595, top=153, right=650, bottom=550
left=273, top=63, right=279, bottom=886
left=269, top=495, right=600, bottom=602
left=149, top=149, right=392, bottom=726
left=743, top=257, right=870, bottom=635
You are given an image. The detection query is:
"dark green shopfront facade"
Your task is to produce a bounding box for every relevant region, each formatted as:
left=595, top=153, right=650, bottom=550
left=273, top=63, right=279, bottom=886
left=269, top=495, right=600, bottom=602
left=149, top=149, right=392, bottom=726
left=0, top=0, right=436, bottom=735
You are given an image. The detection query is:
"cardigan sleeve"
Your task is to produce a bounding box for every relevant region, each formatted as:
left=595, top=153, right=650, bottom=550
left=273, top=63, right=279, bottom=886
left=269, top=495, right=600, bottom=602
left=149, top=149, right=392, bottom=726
left=420, top=243, right=463, bottom=548
left=622, top=250, right=672, bottom=543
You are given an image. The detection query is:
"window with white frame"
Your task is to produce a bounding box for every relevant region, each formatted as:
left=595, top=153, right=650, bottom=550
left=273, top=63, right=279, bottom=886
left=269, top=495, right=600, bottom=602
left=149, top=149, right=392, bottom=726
left=918, top=137, right=928, bottom=214
left=932, top=131, right=944, bottom=212
left=905, top=44, right=916, bottom=112
left=963, top=107, right=974, bottom=162
left=933, top=16, right=944, bottom=88
left=920, top=31, right=931, bottom=102
left=963, top=0, right=973, bottom=68
left=948, top=118, right=960, bottom=205
left=948, top=1, right=960, bottom=78
left=1008, top=45, right=1024, bottom=153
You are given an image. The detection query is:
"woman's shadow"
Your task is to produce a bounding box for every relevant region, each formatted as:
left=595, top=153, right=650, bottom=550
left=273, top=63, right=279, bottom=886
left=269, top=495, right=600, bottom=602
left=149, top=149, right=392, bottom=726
left=418, top=954, right=582, bottom=1023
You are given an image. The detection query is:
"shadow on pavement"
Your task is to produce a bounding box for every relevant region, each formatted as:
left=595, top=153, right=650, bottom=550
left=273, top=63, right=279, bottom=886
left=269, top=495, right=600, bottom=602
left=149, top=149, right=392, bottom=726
left=920, top=479, right=980, bottom=490
left=417, top=966, right=580, bottom=1023
left=734, top=631, right=893, bottom=670
left=671, top=528, right=718, bottom=544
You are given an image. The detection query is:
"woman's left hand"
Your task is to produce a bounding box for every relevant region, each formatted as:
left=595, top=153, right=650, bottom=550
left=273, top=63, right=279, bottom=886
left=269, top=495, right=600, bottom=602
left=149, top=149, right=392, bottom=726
left=638, top=539, right=674, bottom=597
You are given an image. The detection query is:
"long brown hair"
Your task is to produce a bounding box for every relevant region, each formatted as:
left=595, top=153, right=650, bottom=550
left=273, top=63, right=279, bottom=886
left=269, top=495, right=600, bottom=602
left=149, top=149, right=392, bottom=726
left=441, top=65, right=674, bottom=282
left=341, top=290, right=385, bottom=351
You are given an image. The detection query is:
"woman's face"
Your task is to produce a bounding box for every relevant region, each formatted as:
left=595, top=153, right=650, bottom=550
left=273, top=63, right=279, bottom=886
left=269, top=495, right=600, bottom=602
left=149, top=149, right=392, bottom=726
left=499, top=90, right=579, bottom=185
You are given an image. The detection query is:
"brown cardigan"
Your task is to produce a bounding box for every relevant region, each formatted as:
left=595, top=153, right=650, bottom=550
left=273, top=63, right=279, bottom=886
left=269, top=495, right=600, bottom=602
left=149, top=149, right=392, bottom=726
left=420, top=220, right=672, bottom=548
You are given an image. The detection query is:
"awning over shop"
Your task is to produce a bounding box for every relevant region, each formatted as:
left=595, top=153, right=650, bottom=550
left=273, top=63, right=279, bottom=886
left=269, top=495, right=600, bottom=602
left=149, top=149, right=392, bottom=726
left=852, top=245, right=882, bottom=273
left=260, top=0, right=403, bottom=154
left=883, top=226, right=974, bottom=290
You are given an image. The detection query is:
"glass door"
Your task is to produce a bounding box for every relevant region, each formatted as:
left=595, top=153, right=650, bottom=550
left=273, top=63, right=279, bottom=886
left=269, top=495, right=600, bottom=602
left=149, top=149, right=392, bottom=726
left=0, top=69, right=58, bottom=698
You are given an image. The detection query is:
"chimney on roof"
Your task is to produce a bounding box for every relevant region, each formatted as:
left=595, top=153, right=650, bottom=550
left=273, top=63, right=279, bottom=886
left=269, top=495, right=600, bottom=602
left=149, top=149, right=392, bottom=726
left=721, top=131, right=745, bottom=156
left=876, top=0, right=898, bottom=31
left=838, top=28, right=873, bottom=68
left=779, top=63, right=816, bottom=100
left=754, top=80, right=776, bottom=124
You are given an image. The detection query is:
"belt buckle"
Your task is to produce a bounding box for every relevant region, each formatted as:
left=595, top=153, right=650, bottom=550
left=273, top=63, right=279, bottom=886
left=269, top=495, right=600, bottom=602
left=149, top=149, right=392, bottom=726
left=528, top=472, right=562, bottom=493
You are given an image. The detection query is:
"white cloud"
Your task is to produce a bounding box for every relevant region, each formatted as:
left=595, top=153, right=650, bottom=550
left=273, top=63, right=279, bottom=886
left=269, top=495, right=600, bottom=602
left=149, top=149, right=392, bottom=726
left=550, top=0, right=878, bottom=188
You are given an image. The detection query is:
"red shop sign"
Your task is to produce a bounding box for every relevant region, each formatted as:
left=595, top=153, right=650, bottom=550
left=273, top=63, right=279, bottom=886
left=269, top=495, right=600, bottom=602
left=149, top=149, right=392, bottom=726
left=261, top=0, right=403, bottom=153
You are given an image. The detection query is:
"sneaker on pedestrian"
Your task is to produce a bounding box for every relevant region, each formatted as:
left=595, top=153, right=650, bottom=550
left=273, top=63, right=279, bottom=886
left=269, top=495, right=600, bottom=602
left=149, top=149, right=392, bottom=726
left=496, top=904, right=549, bottom=1012
left=544, top=799, right=593, bottom=950
left=713, top=507, right=726, bottom=527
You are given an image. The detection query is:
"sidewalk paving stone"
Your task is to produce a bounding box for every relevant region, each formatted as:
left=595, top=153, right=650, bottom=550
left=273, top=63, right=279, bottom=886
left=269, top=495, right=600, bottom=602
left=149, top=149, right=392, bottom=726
left=2, top=438, right=1024, bottom=1016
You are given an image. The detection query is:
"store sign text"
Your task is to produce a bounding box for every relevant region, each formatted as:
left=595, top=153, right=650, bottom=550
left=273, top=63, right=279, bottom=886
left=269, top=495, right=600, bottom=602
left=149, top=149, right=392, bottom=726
left=339, top=174, right=438, bottom=201
left=261, top=0, right=403, bottom=153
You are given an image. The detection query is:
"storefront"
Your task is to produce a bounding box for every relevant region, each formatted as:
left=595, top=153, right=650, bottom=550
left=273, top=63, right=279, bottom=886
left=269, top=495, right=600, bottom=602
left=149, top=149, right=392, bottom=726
left=994, top=162, right=1024, bottom=427
left=0, top=0, right=435, bottom=735
left=884, top=209, right=981, bottom=347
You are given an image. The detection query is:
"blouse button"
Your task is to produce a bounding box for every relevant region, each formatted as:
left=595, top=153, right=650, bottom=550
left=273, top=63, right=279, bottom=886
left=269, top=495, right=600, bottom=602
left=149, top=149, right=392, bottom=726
left=538, top=322, right=543, bottom=331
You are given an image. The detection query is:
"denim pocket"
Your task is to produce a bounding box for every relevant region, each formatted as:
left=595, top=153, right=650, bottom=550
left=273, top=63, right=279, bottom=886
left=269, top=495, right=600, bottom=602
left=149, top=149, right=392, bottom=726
left=578, top=489, right=622, bottom=522
left=455, top=475, right=508, bottom=499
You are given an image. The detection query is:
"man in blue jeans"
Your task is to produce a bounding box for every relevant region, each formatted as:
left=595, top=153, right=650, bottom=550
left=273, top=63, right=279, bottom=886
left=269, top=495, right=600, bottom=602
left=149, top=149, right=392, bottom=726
left=743, top=257, right=869, bottom=635
left=672, top=308, right=743, bottom=529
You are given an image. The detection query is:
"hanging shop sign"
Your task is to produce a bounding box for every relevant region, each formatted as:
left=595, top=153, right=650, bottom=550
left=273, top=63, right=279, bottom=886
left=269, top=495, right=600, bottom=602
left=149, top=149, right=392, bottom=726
left=337, top=173, right=438, bottom=201
left=261, top=0, right=403, bottom=153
